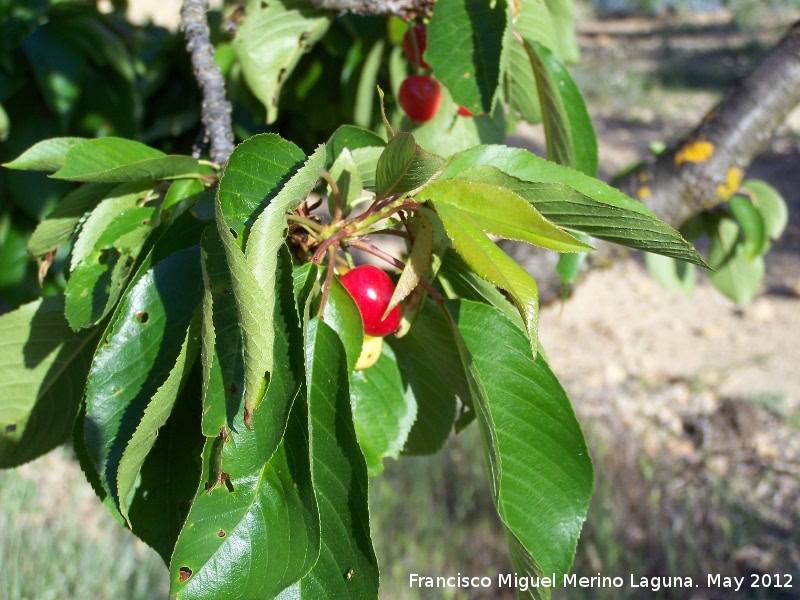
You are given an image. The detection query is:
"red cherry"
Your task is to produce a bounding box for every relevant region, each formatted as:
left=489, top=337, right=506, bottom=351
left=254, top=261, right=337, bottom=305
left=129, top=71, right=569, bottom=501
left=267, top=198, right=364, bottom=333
left=398, top=75, right=441, bottom=123
left=339, top=265, right=402, bottom=337
left=402, top=23, right=430, bottom=69
left=457, top=106, right=474, bottom=117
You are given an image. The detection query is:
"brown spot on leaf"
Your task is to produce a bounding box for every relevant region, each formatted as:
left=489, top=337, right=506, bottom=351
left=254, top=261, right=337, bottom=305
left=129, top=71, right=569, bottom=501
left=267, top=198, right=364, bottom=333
left=179, top=567, right=192, bottom=583
left=218, top=529, right=226, bottom=538
left=37, top=250, right=57, bottom=287
left=5, top=424, right=17, bottom=435
left=229, top=383, right=239, bottom=395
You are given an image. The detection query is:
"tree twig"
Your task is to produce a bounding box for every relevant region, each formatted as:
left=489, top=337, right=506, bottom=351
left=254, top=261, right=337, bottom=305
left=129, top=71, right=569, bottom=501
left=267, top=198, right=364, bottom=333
left=310, top=0, right=434, bottom=19
left=181, top=0, right=235, bottom=166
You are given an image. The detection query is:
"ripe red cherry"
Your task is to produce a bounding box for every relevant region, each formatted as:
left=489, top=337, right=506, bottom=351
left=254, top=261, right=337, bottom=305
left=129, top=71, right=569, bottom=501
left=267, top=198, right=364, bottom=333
left=403, top=23, right=430, bottom=69
left=398, top=75, right=441, bottom=123
left=339, top=265, right=402, bottom=337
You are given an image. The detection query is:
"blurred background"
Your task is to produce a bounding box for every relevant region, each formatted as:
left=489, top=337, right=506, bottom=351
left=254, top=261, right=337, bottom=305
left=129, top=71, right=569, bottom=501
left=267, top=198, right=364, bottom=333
left=1, top=0, right=799, bottom=598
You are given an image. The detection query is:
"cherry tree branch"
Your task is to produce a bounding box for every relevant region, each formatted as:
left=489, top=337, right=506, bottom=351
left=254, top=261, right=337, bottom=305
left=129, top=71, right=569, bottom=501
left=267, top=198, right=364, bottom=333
left=309, top=0, right=434, bottom=19
left=618, top=19, right=800, bottom=225
left=510, top=19, right=800, bottom=304
left=181, top=0, right=235, bottom=166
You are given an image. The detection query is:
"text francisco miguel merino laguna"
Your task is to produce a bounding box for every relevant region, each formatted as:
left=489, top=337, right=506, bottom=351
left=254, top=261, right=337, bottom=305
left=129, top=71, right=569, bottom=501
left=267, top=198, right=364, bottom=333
left=409, top=573, right=703, bottom=593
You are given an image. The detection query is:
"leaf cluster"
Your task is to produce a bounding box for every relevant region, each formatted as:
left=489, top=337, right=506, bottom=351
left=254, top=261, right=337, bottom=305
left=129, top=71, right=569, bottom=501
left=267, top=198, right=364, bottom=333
left=0, top=121, right=703, bottom=598
left=646, top=178, right=789, bottom=305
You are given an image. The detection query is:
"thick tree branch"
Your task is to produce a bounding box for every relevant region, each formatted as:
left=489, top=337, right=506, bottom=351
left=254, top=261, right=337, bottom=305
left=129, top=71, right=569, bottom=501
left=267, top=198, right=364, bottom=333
left=618, top=19, right=800, bottom=226
left=181, top=0, right=235, bottom=166
left=510, top=20, right=800, bottom=304
left=310, top=0, right=434, bottom=19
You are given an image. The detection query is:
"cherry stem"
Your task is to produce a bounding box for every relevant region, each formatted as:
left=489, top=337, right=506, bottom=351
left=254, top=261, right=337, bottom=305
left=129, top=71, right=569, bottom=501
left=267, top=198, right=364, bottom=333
left=311, top=228, right=347, bottom=264
left=286, top=213, right=323, bottom=234
left=318, top=246, right=337, bottom=319
left=319, top=170, right=343, bottom=222
left=347, top=239, right=405, bottom=270
left=348, top=239, right=444, bottom=304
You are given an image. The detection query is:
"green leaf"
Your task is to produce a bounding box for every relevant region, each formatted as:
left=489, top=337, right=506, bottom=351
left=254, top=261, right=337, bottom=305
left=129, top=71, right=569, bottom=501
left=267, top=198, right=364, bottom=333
left=354, top=39, right=384, bottom=129
left=0, top=295, right=96, bottom=468
left=289, top=318, right=379, bottom=598
left=171, top=395, right=319, bottom=600
left=27, top=182, right=116, bottom=256
left=437, top=248, right=524, bottom=330
left=2, top=137, right=86, bottom=172
left=82, top=244, right=204, bottom=516
left=65, top=201, right=160, bottom=330
left=321, top=276, right=364, bottom=374
left=23, top=24, right=86, bottom=128
left=420, top=179, right=593, bottom=252
left=728, top=194, right=766, bottom=259
left=506, top=38, right=541, bottom=124
left=349, top=344, right=416, bottom=476
left=442, top=149, right=706, bottom=265
left=375, top=132, right=445, bottom=199
left=233, top=0, right=331, bottom=123
left=385, top=212, right=434, bottom=315
left=326, top=125, right=385, bottom=163
left=116, top=314, right=201, bottom=524
left=402, top=82, right=507, bottom=156
left=246, top=144, right=326, bottom=311
left=645, top=252, right=696, bottom=296
left=426, top=0, right=509, bottom=115
left=0, top=103, right=8, bottom=142
left=51, top=138, right=202, bottom=183
left=68, top=182, right=152, bottom=270
left=707, top=217, right=764, bottom=305
left=328, top=149, right=365, bottom=216
left=514, top=0, right=557, bottom=54
left=217, top=133, right=307, bottom=229
left=505, top=527, right=551, bottom=600
left=452, top=300, right=593, bottom=580
left=742, top=179, right=788, bottom=241
left=126, top=367, right=205, bottom=564
left=543, top=0, right=580, bottom=62
left=199, top=225, right=245, bottom=437
left=430, top=203, right=540, bottom=356
left=163, top=178, right=206, bottom=214
left=214, top=136, right=311, bottom=419
left=524, top=38, right=597, bottom=175
left=387, top=298, right=467, bottom=455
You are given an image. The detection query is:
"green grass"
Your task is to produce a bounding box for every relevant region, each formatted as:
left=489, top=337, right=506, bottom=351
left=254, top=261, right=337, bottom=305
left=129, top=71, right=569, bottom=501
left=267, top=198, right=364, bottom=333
left=0, top=447, right=169, bottom=600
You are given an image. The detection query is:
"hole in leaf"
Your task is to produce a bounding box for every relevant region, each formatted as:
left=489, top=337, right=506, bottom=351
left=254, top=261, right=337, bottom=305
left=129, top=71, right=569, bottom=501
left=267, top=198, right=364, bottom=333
left=229, top=228, right=238, bottom=239
left=98, top=249, right=112, bottom=265
left=217, top=529, right=226, bottom=538
left=135, top=312, right=150, bottom=324
left=223, top=473, right=235, bottom=493
left=5, top=424, right=18, bottom=435
left=142, top=219, right=150, bottom=226
left=179, top=567, right=192, bottom=583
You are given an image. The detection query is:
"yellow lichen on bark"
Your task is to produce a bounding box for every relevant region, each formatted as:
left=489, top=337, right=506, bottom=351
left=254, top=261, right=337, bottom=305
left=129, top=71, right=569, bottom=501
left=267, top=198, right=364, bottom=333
left=675, top=139, right=715, bottom=164
left=718, top=167, right=744, bottom=201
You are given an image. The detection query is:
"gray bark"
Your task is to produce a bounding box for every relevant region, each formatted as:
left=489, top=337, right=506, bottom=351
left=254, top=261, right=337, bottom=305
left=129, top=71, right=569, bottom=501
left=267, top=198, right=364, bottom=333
left=181, top=0, right=235, bottom=166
